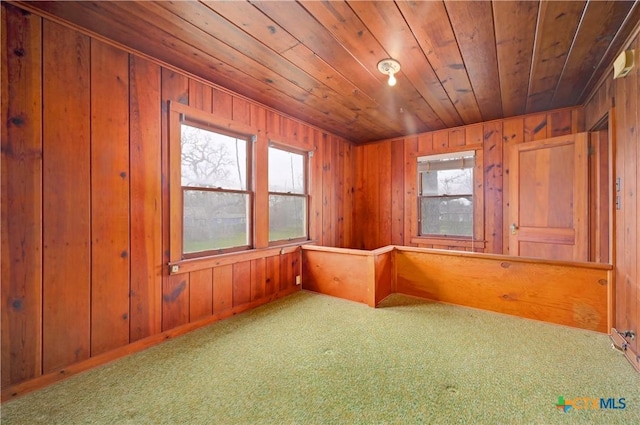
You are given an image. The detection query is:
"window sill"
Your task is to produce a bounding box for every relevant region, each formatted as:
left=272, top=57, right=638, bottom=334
left=410, top=236, right=486, bottom=249
left=168, top=240, right=315, bottom=275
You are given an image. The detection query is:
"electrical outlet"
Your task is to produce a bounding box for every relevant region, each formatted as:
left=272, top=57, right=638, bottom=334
left=296, top=275, right=302, bottom=285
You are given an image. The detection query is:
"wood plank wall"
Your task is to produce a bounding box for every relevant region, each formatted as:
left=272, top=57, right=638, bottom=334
left=1, top=3, right=354, bottom=394
left=585, top=29, right=640, bottom=370
left=352, top=107, right=585, bottom=253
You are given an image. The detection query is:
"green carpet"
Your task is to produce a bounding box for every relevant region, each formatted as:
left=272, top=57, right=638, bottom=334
left=2, top=291, right=639, bottom=424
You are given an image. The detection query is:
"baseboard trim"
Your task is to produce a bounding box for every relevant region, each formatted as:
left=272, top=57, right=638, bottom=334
left=1, top=286, right=300, bottom=402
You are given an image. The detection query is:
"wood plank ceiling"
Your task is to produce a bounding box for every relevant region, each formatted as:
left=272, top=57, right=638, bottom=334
left=18, top=0, right=640, bottom=143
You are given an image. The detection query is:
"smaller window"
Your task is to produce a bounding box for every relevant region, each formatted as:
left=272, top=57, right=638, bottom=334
left=418, top=151, right=475, bottom=237
left=268, top=145, right=308, bottom=243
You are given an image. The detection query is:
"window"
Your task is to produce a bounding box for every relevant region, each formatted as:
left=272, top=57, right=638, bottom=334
left=418, top=151, right=475, bottom=237
left=180, top=120, right=252, bottom=256
left=268, top=145, right=308, bottom=243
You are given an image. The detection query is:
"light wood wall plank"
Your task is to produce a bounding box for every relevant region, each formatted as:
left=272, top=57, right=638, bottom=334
left=90, top=39, right=131, bottom=356
left=129, top=55, right=162, bottom=342
left=42, top=21, right=91, bottom=373
left=1, top=4, right=43, bottom=387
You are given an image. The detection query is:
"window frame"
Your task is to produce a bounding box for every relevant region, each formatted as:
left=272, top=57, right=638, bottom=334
left=169, top=101, right=257, bottom=261
left=417, top=150, right=477, bottom=239
left=267, top=142, right=310, bottom=246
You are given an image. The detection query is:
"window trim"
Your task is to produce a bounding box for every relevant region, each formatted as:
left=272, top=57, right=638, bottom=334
left=169, top=101, right=257, bottom=262
left=267, top=142, right=310, bottom=245
left=416, top=149, right=483, bottom=242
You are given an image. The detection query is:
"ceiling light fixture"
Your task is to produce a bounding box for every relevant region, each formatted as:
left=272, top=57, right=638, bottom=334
left=377, top=58, right=401, bottom=86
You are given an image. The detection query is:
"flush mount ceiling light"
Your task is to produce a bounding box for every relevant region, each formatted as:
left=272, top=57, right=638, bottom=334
left=377, top=58, right=401, bottom=86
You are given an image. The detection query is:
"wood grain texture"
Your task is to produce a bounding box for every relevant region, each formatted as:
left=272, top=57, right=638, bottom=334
left=42, top=21, right=91, bottom=373
left=493, top=1, right=539, bottom=116
left=129, top=55, right=162, bottom=342
left=162, top=274, right=190, bottom=331
left=189, top=269, right=213, bottom=322
left=2, top=2, right=354, bottom=393
left=19, top=0, right=638, bottom=144
left=90, top=39, right=131, bottom=356
left=1, top=4, right=43, bottom=387
left=395, top=249, right=609, bottom=332
left=302, top=248, right=373, bottom=305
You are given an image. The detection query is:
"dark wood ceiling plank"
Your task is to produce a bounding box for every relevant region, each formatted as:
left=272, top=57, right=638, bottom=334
left=551, top=0, right=635, bottom=108
left=298, top=0, right=443, bottom=133
left=203, top=0, right=407, bottom=136
left=396, top=0, right=483, bottom=124
left=526, top=1, right=586, bottom=113
left=576, top=1, right=640, bottom=105
left=444, top=0, right=503, bottom=121
left=250, top=0, right=382, bottom=95
left=347, top=0, right=462, bottom=129
left=493, top=0, right=540, bottom=116
left=148, top=1, right=395, bottom=136
left=113, top=0, right=401, bottom=140
left=26, top=1, right=367, bottom=141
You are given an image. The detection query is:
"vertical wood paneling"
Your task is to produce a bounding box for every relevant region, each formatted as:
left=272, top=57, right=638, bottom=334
left=188, top=79, right=212, bottom=113
left=213, top=265, right=233, bottom=314
left=1, top=4, right=43, bottom=386
left=2, top=3, right=353, bottom=393
left=42, top=21, right=91, bottom=372
left=251, top=258, right=266, bottom=301
left=391, top=141, right=404, bottom=245
left=342, top=141, right=353, bottom=248
left=482, top=122, right=503, bottom=254
left=162, top=274, right=189, bottom=330
left=212, top=87, right=232, bottom=119
left=129, top=55, right=162, bottom=342
left=189, top=269, right=213, bottom=322
left=280, top=253, right=293, bottom=291
left=403, top=136, right=418, bottom=246
left=310, top=129, right=323, bottom=244
left=265, top=255, right=280, bottom=296
left=322, top=134, right=335, bottom=247
left=90, top=39, right=131, bottom=356
left=432, top=130, right=449, bottom=151
left=417, top=133, right=432, bottom=152
left=232, top=261, right=251, bottom=306
left=161, top=69, right=189, bottom=330
left=378, top=141, right=392, bottom=247
left=336, top=140, right=346, bottom=248
left=621, top=49, right=638, bottom=354
left=232, top=97, right=252, bottom=127
left=524, top=113, right=548, bottom=142
left=501, top=117, right=524, bottom=253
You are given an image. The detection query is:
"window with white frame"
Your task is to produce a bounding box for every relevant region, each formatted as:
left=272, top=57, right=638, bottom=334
left=180, top=120, right=252, bottom=256
left=418, top=151, right=475, bottom=237
left=268, top=145, right=308, bottom=243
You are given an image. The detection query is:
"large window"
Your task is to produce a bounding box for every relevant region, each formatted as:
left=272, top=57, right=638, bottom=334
left=181, top=120, right=252, bottom=256
left=268, top=145, right=308, bottom=243
left=418, top=151, right=475, bottom=237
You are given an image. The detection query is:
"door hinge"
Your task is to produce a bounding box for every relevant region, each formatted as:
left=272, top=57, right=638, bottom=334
left=616, top=196, right=622, bottom=210
left=616, top=177, right=621, bottom=192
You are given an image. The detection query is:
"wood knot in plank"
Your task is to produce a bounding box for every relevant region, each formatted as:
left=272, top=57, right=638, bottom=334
left=500, top=262, right=511, bottom=269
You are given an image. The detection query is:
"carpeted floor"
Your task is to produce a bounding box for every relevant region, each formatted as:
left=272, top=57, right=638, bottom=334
left=2, top=291, right=639, bottom=424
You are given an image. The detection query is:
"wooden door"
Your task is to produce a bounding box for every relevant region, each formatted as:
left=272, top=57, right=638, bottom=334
left=508, top=133, right=588, bottom=261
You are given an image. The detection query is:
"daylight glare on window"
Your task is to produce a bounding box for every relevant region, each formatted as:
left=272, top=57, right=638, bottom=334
left=181, top=124, right=247, bottom=190
left=268, top=146, right=307, bottom=242
left=181, top=123, right=251, bottom=254
left=419, top=154, right=474, bottom=237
